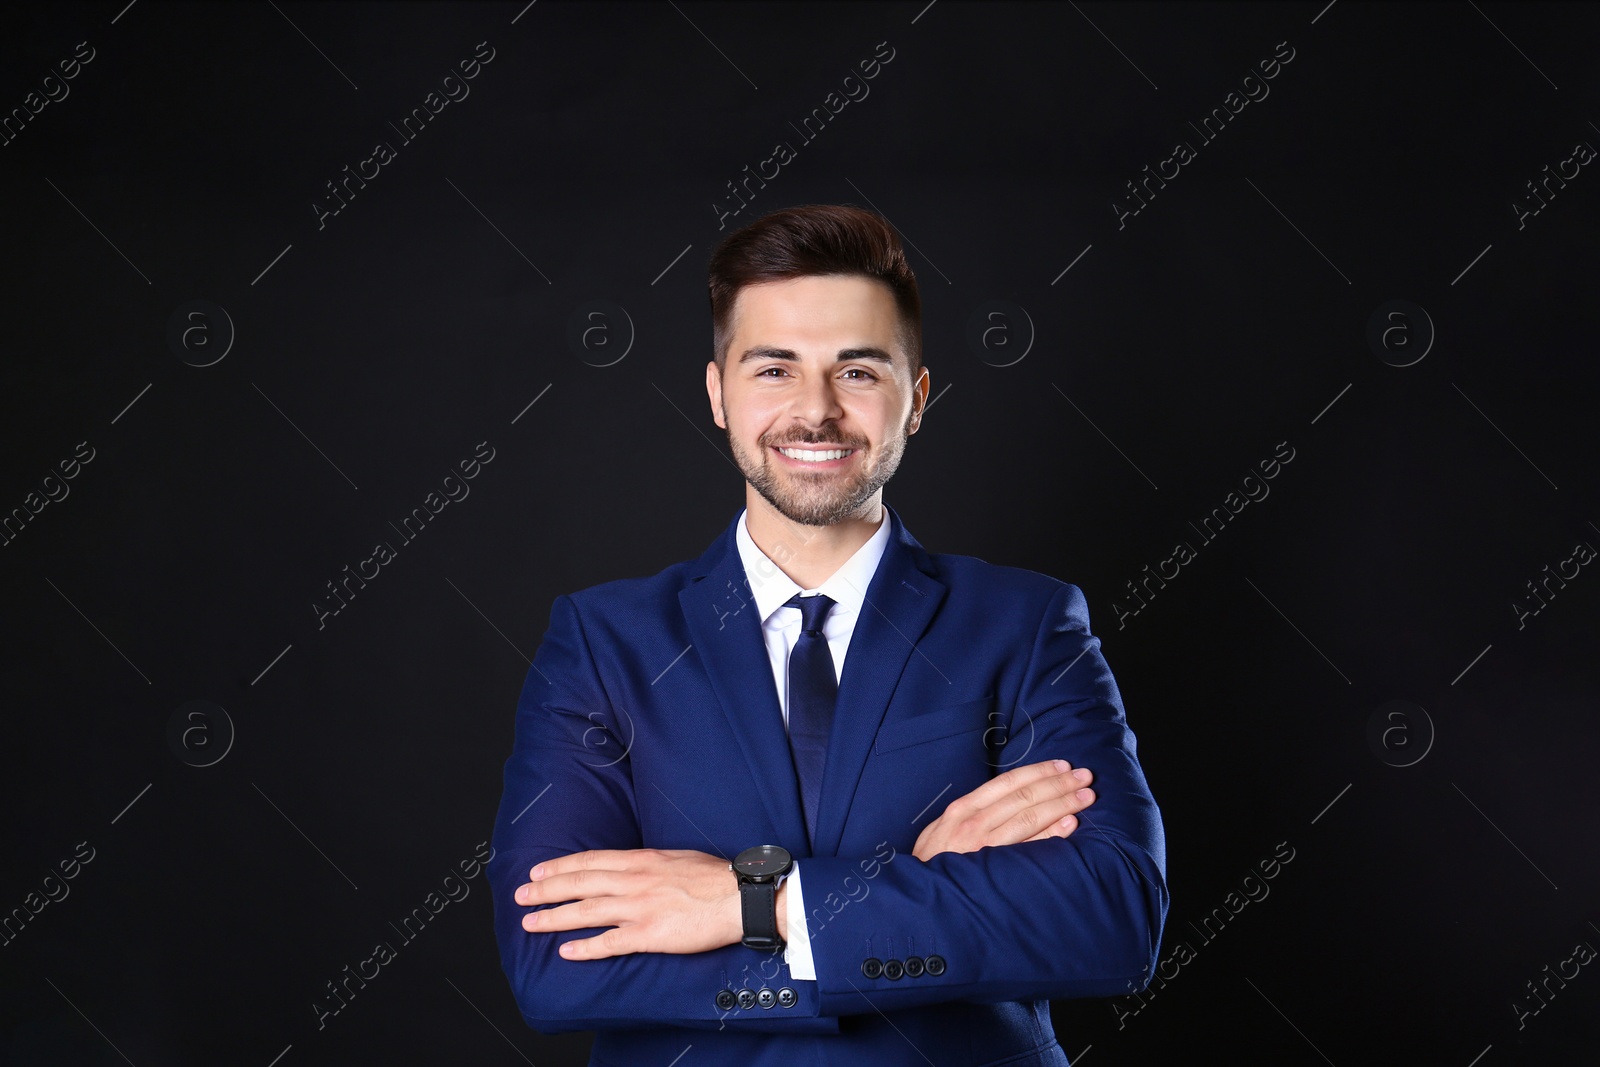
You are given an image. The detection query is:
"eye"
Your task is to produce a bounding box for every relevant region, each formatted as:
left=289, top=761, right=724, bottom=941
left=841, top=367, right=876, bottom=381
left=757, top=366, right=789, bottom=378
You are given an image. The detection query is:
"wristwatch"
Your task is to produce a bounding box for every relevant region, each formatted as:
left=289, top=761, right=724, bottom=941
left=731, top=844, right=792, bottom=952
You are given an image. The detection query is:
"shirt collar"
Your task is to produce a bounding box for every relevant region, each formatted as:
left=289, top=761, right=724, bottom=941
left=734, top=505, right=893, bottom=625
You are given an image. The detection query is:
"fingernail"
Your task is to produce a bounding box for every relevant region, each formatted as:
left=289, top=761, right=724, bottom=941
left=1052, top=759, right=1070, bottom=772
left=1073, top=768, right=1091, bottom=781
left=515, top=887, right=527, bottom=904
left=532, top=864, right=545, bottom=880
left=1059, top=815, right=1075, bottom=827
left=559, top=942, right=575, bottom=957
left=1077, top=788, right=1094, bottom=800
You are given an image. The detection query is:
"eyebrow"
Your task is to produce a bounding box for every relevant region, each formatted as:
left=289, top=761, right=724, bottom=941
left=736, top=345, right=895, bottom=366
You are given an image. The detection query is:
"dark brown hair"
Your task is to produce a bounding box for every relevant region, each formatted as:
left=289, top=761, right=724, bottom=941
left=707, top=204, right=922, bottom=378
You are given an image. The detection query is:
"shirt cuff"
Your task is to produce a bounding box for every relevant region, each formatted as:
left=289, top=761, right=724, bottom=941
left=780, top=863, right=816, bottom=981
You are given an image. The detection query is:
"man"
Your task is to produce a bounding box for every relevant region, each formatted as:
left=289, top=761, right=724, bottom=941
left=488, top=204, right=1167, bottom=1066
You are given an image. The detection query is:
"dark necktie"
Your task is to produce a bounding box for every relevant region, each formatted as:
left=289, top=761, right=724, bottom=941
left=784, top=593, right=837, bottom=848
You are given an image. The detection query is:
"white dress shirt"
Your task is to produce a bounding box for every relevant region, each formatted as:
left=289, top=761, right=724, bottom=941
left=732, top=505, right=894, bottom=982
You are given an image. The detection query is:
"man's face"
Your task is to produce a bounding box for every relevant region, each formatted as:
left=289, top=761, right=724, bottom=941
left=706, top=274, right=929, bottom=527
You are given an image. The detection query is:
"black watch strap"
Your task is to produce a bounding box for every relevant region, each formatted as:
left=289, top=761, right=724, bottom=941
left=739, top=876, right=782, bottom=951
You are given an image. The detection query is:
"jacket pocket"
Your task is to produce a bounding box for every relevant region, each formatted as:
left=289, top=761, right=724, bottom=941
left=873, top=695, right=996, bottom=754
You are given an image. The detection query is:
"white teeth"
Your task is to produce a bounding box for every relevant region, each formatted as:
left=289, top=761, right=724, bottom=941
left=780, top=447, right=850, bottom=462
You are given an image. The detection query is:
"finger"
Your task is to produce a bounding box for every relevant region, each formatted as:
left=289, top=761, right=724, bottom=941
left=556, top=926, right=632, bottom=960
left=529, top=849, right=639, bottom=882
left=994, top=787, right=1095, bottom=843
left=1022, top=812, right=1079, bottom=843
left=983, top=759, right=1093, bottom=824
left=516, top=867, right=630, bottom=906
left=969, top=770, right=1091, bottom=838
left=944, top=759, right=1075, bottom=818
left=522, top=896, right=622, bottom=933
left=998, top=783, right=1088, bottom=831
left=980, top=759, right=1092, bottom=813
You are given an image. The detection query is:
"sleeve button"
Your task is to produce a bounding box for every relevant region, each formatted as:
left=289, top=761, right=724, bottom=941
left=904, top=955, right=925, bottom=977
left=883, top=959, right=905, bottom=980
left=861, top=957, right=883, bottom=979
left=925, top=954, right=947, bottom=976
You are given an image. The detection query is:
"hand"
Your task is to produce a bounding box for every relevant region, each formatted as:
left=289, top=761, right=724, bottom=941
left=514, top=848, right=756, bottom=960
left=912, top=758, right=1096, bottom=862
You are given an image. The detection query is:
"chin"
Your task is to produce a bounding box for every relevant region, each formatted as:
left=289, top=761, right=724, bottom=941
left=766, top=486, right=877, bottom=527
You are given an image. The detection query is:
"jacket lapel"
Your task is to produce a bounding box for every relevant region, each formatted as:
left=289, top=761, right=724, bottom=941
left=677, top=505, right=948, bottom=859
left=812, top=506, right=946, bottom=856
left=679, top=514, right=811, bottom=851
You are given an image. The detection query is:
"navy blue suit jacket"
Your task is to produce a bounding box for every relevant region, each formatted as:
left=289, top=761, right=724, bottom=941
left=488, top=504, right=1168, bottom=1066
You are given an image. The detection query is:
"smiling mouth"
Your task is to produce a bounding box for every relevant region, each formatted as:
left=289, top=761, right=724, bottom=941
left=772, top=445, right=855, bottom=466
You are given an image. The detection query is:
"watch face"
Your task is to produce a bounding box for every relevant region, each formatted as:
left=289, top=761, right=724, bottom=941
left=733, top=844, right=792, bottom=879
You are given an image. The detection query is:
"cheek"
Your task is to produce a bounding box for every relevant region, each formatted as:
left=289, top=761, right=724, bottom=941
left=855, top=399, right=902, bottom=440
left=730, top=397, right=785, bottom=438
left=723, top=414, right=766, bottom=450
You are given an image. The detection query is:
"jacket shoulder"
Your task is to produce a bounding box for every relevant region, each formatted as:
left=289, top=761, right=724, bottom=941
left=560, top=555, right=705, bottom=617
left=924, top=547, right=1076, bottom=599
left=922, top=547, right=1097, bottom=616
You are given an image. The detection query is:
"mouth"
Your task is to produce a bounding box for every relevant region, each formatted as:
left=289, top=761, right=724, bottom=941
left=770, top=444, right=856, bottom=469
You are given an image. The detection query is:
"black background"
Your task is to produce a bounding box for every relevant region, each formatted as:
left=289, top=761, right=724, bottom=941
left=2, top=1, right=1597, bottom=1064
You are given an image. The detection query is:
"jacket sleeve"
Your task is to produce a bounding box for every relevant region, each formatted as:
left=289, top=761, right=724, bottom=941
left=487, top=594, right=842, bottom=1035
left=791, top=581, right=1169, bottom=1016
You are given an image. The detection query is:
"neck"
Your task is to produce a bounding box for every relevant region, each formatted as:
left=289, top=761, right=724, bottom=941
left=744, top=490, right=885, bottom=590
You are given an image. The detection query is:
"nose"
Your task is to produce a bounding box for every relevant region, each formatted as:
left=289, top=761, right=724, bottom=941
left=790, top=367, right=845, bottom=430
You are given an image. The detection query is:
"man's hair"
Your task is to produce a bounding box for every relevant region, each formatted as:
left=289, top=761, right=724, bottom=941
left=707, top=204, right=923, bottom=379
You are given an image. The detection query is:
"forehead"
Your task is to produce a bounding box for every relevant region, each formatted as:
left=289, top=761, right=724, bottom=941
left=729, top=275, right=903, bottom=355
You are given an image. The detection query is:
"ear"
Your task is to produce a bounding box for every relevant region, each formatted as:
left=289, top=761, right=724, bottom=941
left=706, top=360, right=726, bottom=428
left=907, top=366, right=930, bottom=435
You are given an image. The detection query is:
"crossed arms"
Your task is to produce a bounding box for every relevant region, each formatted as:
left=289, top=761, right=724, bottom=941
left=487, top=582, right=1168, bottom=1033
